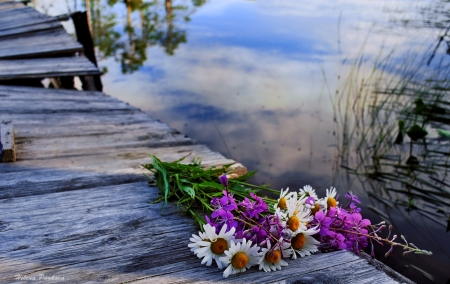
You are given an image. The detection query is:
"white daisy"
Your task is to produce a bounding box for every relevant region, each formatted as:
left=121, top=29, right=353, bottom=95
left=298, top=185, right=318, bottom=200
left=282, top=197, right=313, bottom=233
left=289, top=227, right=320, bottom=259
left=188, top=230, right=207, bottom=253
left=219, top=239, right=260, bottom=278
left=322, top=186, right=339, bottom=209
left=188, top=224, right=236, bottom=269
left=258, top=241, right=291, bottom=272
left=274, top=188, right=294, bottom=211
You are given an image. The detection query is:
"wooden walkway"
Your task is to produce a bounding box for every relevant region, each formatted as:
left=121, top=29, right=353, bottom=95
left=0, top=1, right=100, bottom=89
left=0, top=2, right=414, bottom=284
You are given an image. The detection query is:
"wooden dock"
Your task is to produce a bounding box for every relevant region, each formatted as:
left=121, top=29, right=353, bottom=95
left=0, top=2, right=415, bottom=283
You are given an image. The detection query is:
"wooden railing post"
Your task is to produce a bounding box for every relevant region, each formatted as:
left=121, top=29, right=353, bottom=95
left=71, top=11, right=103, bottom=92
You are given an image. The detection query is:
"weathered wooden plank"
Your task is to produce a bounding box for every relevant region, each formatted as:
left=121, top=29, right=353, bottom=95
left=0, top=120, right=16, bottom=162
left=13, top=132, right=192, bottom=160
left=0, top=22, right=62, bottom=38
left=0, top=182, right=405, bottom=283
left=0, top=85, right=105, bottom=99
left=0, top=9, right=64, bottom=32
left=0, top=26, right=75, bottom=41
left=0, top=56, right=101, bottom=80
left=0, top=8, right=33, bottom=22
left=0, top=110, right=153, bottom=129
left=0, top=144, right=234, bottom=198
left=0, top=1, right=23, bottom=10
left=0, top=99, right=135, bottom=113
left=0, top=144, right=233, bottom=173
left=0, top=28, right=83, bottom=59
left=0, top=7, right=47, bottom=23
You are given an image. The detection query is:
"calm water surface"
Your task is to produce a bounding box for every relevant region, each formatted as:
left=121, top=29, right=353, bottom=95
left=37, top=0, right=450, bottom=282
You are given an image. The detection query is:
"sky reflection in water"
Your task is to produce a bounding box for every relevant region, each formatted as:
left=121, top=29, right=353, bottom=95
left=36, top=0, right=450, bottom=283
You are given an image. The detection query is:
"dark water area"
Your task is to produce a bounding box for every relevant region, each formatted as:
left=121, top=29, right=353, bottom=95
left=37, top=0, right=450, bottom=282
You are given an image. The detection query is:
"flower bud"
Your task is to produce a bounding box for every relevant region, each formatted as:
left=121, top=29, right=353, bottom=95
left=219, top=174, right=228, bottom=187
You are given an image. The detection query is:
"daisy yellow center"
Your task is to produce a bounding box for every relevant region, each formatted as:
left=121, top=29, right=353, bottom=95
left=287, top=216, right=300, bottom=231
left=327, top=197, right=337, bottom=209
left=210, top=238, right=228, bottom=255
left=278, top=197, right=287, bottom=209
left=264, top=250, right=281, bottom=264
left=311, top=203, right=320, bottom=215
left=291, top=233, right=306, bottom=250
left=231, top=252, right=248, bottom=269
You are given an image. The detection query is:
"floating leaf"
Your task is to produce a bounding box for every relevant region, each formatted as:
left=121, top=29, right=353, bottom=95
left=406, top=124, right=428, bottom=141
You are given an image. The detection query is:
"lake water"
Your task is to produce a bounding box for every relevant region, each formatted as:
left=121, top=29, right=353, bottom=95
left=36, top=0, right=450, bottom=283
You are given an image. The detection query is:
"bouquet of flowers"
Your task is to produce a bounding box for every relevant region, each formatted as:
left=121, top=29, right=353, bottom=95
left=144, top=155, right=431, bottom=278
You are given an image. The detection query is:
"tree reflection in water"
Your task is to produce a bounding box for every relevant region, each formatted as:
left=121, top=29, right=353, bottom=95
left=86, top=0, right=204, bottom=73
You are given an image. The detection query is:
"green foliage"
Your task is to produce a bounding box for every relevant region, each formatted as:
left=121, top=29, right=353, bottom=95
left=437, top=129, right=450, bottom=138
left=143, top=155, right=278, bottom=227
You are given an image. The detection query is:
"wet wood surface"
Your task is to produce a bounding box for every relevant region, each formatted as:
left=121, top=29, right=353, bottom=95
left=0, top=85, right=414, bottom=284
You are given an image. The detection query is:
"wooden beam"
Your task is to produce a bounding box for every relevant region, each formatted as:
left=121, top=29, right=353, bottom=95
left=0, top=121, right=16, bottom=162
left=0, top=56, right=101, bottom=80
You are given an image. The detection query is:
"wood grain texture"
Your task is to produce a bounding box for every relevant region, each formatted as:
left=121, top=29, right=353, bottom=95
left=0, top=28, right=83, bottom=59
left=0, top=87, right=411, bottom=282
left=0, top=22, right=62, bottom=38
left=0, top=121, right=16, bottom=162
left=0, top=1, right=23, bottom=10
left=0, top=56, right=101, bottom=80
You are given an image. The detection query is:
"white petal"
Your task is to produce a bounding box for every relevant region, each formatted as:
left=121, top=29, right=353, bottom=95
left=223, top=265, right=233, bottom=278
left=219, top=224, right=227, bottom=236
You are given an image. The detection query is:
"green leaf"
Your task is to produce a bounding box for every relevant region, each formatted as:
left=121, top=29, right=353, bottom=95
left=198, top=182, right=225, bottom=190
left=437, top=129, right=450, bottom=139
left=150, top=156, right=169, bottom=204
left=182, top=186, right=195, bottom=199
left=175, top=174, right=195, bottom=199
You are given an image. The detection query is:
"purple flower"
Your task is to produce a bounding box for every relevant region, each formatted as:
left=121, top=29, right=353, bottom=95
left=344, top=213, right=371, bottom=230
left=305, top=196, right=315, bottom=206
left=211, top=191, right=237, bottom=211
left=315, top=211, right=333, bottom=236
left=238, top=193, right=268, bottom=219
left=327, top=206, right=338, bottom=218
left=328, top=232, right=347, bottom=249
left=348, top=202, right=361, bottom=213
left=345, top=191, right=361, bottom=204
left=219, top=174, right=228, bottom=188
